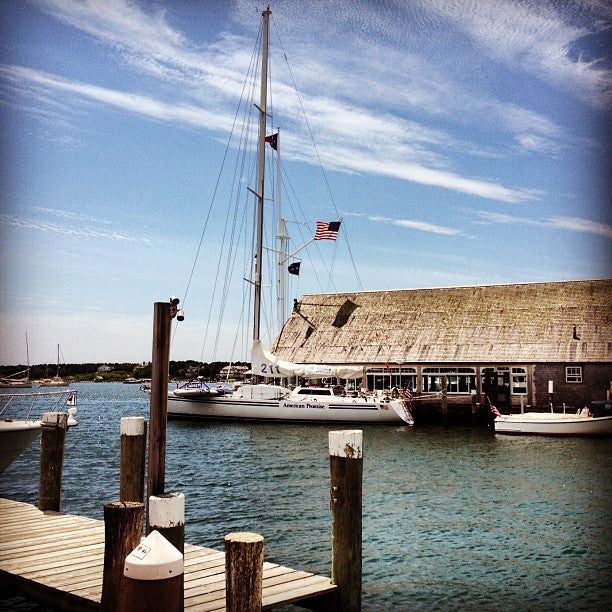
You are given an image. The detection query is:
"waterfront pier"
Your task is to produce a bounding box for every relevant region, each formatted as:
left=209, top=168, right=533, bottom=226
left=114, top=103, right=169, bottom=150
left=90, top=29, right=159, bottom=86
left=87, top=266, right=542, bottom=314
left=0, top=497, right=337, bottom=610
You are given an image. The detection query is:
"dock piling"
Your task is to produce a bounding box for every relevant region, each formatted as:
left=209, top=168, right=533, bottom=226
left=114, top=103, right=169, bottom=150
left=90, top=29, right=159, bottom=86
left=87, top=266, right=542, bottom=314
left=38, top=411, right=68, bottom=512
left=149, top=492, right=185, bottom=554
left=120, top=416, right=147, bottom=503
left=147, top=299, right=178, bottom=533
left=329, top=429, right=362, bottom=612
left=149, top=492, right=185, bottom=611
left=101, top=501, right=144, bottom=611
left=120, top=530, right=183, bottom=611
left=224, top=532, right=265, bottom=612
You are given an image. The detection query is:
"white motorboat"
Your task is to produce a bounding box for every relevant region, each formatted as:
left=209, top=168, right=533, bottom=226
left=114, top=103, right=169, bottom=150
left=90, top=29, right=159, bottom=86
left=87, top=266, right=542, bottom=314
left=0, top=389, right=78, bottom=474
left=493, top=400, right=612, bottom=436
left=166, top=8, right=413, bottom=426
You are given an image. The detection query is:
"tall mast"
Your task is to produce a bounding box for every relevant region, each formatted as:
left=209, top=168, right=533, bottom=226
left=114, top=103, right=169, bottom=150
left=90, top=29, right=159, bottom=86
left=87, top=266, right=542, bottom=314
left=25, top=332, right=30, bottom=380
left=253, top=6, right=271, bottom=343
left=276, top=130, right=288, bottom=332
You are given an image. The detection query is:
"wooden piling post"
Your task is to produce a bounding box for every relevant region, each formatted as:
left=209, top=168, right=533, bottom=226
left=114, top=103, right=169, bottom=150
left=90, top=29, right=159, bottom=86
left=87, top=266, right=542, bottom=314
left=441, top=375, right=448, bottom=424
left=120, top=530, right=184, bottom=612
left=149, top=492, right=185, bottom=611
left=224, top=532, right=265, bottom=612
left=329, top=430, right=362, bottom=612
left=120, top=416, right=147, bottom=503
left=149, top=493, right=185, bottom=554
left=38, top=411, right=68, bottom=512
left=147, top=301, right=172, bottom=532
left=101, top=501, right=144, bottom=611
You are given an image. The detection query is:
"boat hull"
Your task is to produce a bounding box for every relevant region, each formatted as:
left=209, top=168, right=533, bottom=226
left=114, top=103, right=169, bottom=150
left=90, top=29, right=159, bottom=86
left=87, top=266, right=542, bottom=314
left=494, top=413, right=612, bottom=436
left=0, top=422, right=41, bottom=474
left=1, top=389, right=78, bottom=473
left=0, top=381, right=32, bottom=389
left=167, top=395, right=411, bottom=424
left=39, top=379, right=68, bottom=387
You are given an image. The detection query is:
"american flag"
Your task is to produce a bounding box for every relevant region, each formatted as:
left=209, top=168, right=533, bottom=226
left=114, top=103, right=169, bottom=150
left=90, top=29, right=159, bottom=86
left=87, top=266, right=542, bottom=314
left=401, top=387, right=413, bottom=401
left=314, top=220, right=341, bottom=241
left=486, top=395, right=501, bottom=417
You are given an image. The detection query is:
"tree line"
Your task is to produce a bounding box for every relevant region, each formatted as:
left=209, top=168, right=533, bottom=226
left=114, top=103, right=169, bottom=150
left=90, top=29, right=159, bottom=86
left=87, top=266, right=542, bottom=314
left=0, top=360, right=249, bottom=382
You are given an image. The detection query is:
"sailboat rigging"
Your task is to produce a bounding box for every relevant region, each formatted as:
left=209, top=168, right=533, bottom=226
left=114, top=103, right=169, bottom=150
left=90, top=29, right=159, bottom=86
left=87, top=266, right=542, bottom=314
left=167, top=8, right=412, bottom=424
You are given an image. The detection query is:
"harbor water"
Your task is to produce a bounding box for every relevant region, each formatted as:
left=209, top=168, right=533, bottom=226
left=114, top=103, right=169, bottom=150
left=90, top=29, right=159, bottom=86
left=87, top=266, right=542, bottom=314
left=1, top=382, right=611, bottom=610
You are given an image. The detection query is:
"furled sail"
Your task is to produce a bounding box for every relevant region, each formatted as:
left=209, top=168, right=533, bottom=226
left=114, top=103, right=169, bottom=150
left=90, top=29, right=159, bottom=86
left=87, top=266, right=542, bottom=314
left=251, top=339, right=364, bottom=379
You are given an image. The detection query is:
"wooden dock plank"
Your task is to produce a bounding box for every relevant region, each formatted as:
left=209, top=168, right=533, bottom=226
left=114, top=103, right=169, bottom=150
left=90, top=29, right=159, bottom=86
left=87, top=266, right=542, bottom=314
left=263, top=576, right=338, bottom=608
left=2, top=546, right=104, bottom=578
left=0, top=498, right=336, bottom=611
left=19, top=556, right=103, bottom=580
left=1, top=542, right=106, bottom=568
left=0, top=532, right=105, bottom=556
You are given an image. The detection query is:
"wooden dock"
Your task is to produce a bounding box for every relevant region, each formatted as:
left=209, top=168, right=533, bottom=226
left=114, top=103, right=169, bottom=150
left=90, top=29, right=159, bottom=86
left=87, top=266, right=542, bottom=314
left=0, top=498, right=337, bottom=611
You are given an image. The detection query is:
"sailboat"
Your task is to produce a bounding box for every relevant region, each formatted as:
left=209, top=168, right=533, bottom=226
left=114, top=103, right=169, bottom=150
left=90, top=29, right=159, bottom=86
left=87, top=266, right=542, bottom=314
left=0, top=334, right=32, bottom=388
left=39, top=344, right=68, bottom=387
left=0, top=371, right=32, bottom=389
left=167, top=8, right=412, bottom=425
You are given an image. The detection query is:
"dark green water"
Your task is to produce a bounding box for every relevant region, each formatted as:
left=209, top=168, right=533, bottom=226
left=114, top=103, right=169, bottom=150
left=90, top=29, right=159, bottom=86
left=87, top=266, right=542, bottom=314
left=1, top=383, right=611, bottom=610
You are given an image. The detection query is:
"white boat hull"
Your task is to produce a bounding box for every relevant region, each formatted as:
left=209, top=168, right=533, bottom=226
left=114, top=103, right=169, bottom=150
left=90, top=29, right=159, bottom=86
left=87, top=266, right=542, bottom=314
left=1, top=389, right=78, bottom=473
left=494, top=412, right=612, bottom=436
left=0, top=422, right=42, bottom=474
left=167, top=394, right=412, bottom=424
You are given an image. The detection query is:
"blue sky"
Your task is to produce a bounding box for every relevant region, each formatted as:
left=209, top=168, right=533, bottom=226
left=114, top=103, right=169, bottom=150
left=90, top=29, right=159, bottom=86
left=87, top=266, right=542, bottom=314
left=1, top=0, right=610, bottom=365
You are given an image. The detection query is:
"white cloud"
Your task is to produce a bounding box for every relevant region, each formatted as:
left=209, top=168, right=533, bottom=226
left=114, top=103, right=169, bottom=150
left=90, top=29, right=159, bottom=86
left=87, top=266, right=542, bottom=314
left=549, top=216, right=612, bottom=238
left=0, top=212, right=151, bottom=244
left=0, top=0, right=567, bottom=205
left=368, top=215, right=463, bottom=236
left=476, top=211, right=612, bottom=238
left=1, top=60, right=539, bottom=204
left=417, top=0, right=612, bottom=107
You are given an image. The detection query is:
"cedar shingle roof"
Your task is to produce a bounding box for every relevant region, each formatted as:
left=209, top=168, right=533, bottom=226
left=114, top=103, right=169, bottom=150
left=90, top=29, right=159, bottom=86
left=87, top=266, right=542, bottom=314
left=273, top=279, right=611, bottom=365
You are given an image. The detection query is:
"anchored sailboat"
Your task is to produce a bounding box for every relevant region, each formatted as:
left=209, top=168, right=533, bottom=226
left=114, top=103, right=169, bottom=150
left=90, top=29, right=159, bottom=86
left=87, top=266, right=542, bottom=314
left=0, top=334, right=32, bottom=388
left=167, top=8, right=412, bottom=425
left=40, top=344, right=68, bottom=387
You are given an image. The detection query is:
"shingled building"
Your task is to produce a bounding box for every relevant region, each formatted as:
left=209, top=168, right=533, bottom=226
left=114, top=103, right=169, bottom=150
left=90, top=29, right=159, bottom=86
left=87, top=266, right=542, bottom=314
left=273, top=279, right=611, bottom=416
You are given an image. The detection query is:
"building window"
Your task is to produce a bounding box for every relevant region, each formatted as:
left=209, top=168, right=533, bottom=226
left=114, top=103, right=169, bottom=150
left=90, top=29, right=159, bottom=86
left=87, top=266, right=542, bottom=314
left=422, top=367, right=477, bottom=393
left=565, top=366, right=582, bottom=383
left=366, top=367, right=417, bottom=391
left=482, top=367, right=510, bottom=403
left=511, top=367, right=528, bottom=395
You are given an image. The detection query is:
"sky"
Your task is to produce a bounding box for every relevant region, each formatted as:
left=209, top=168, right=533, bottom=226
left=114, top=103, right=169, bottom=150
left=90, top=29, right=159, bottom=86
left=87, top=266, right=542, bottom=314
left=0, top=0, right=610, bottom=366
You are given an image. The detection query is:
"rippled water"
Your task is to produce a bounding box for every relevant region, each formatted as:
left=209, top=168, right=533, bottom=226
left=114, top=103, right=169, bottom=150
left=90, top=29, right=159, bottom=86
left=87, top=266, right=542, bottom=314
left=1, top=383, right=611, bottom=610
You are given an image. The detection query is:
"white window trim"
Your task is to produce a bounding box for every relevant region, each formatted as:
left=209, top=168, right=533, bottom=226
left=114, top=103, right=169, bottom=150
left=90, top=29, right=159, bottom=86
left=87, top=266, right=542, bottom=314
left=565, top=366, right=583, bottom=384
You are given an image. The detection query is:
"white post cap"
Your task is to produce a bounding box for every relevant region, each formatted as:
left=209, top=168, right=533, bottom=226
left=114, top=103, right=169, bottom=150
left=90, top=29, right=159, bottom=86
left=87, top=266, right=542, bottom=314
left=149, top=492, right=185, bottom=528
left=120, top=416, right=146, bottom=436
left=124, top=530, right=183, bottom=581
left=329, top=430, right=363, bottom=459
left=41, top=412, right=68, bottom=428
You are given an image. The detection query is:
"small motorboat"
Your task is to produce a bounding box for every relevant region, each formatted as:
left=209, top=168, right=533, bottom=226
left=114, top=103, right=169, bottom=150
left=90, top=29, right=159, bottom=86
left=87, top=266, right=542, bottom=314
left=493, top=399, right=612, bottom=436
left=172, top=378, right=232, bottom=398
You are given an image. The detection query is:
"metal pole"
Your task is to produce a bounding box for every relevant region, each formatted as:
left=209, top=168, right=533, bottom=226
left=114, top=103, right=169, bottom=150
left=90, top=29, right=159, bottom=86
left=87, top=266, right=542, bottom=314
left=253, top=7, right=271, bottom=343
